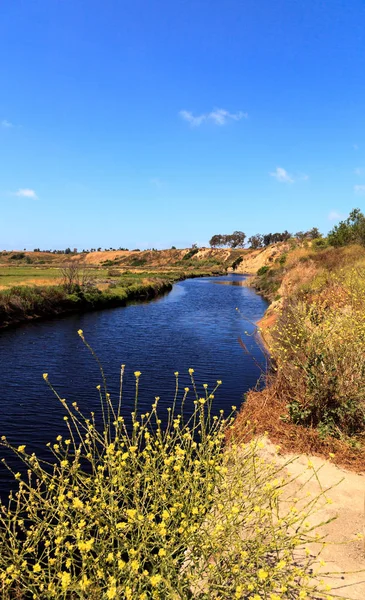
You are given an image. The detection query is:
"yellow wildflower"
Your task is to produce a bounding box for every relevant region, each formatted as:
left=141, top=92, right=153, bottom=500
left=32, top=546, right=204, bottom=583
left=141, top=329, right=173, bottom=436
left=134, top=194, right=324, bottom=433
left=106, top=587, right=117, bottom=599
left=258, top=569, right=268, bottom=581
left=131, top=559, right=139, bottom=572
left=60, top=572, right=71, bottom=590
left=72, top=497, right=83, bottom=510
left=150, top=574, right=162, bottom=586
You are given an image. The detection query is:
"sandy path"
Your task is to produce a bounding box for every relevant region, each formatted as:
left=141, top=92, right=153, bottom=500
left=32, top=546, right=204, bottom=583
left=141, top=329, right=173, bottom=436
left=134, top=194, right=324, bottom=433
left=262, top=440, right=365, bottom=599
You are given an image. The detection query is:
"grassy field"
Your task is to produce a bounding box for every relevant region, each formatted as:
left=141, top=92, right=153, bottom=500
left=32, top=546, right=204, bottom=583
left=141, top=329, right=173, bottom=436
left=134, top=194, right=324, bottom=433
left=0, top=261, right=226, bottom=329
left=0, top=247, right=237, bottom=289
left=0, top=266, right=62, bottom=288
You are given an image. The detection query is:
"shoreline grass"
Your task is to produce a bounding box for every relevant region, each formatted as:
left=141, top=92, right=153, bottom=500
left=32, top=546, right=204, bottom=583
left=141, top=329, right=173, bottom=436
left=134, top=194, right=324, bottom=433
left=0, top=268, right=225, bottom=331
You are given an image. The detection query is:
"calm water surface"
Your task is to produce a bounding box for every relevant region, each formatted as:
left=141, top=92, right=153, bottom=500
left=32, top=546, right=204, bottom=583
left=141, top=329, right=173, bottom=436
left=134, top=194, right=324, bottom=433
left=0, top=274, right=268, bottom=495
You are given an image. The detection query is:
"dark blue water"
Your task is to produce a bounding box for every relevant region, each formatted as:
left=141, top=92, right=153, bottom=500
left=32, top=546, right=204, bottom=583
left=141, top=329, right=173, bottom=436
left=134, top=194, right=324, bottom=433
left=0, top=274, right=268, bottom=496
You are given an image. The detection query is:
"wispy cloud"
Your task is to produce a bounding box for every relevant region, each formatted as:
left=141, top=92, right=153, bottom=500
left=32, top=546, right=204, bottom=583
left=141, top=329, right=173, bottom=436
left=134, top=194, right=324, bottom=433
left=208, top=108, right=248, bottom=125
left=269, top=167, right=294, bottom=183
left=328, top=210, right=344, bottom=221
left=1, top=119, right=13, bottom=128
left=179, top=108, right=248, bottom=127
left=14, top=188, right=38, bottom=199
left=354, top=184, right=365, bottom=195
left=354, top=167, right=365, bottom=176
left=179, top=111, right=206, bottom=127
left=353, top=144, right=359, bottom=151
left=150, top=177, right=166, bottom=189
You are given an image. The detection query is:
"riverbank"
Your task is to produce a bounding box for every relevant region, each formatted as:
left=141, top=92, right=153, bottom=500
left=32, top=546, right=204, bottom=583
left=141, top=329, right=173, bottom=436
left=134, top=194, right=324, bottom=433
left=0, top=268, right=224, bottom=330
left=0, top=244, right=283, bottom=331
left=231, top=243, right=365, bottom=472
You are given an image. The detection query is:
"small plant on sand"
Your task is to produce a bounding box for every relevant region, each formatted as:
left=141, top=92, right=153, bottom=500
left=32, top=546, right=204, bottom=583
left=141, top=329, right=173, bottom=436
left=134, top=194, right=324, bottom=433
left=0, top=332, right=338, bottom=598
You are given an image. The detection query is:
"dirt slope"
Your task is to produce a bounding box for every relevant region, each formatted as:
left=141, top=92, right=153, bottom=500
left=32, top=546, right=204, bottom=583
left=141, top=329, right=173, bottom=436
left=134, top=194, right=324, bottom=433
left=232, top=243, right=290, bottom=274
left=0, top=245, right=290, bottom=274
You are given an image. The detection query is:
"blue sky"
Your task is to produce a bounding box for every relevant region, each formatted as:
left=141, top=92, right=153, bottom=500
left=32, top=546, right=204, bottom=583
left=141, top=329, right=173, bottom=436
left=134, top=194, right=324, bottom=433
left=1, top=0, right=365, bottom=250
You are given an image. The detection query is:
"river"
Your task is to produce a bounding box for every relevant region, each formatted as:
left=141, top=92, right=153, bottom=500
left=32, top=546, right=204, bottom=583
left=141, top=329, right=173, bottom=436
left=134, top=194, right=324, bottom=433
left=0, top=274, right=268, bottom=496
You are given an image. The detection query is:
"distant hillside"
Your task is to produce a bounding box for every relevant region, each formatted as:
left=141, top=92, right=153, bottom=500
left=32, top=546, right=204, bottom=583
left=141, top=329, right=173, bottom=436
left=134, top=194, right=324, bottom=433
left=0, top=245, right=289, bottom=274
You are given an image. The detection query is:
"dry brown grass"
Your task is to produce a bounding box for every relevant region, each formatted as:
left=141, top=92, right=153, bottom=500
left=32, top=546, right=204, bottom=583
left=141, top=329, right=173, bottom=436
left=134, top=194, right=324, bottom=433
left=0, top=277, right=63, bottom=290
left=229, top=378, right=365, bottom=473
left=278, top=260, right=319, bottom=297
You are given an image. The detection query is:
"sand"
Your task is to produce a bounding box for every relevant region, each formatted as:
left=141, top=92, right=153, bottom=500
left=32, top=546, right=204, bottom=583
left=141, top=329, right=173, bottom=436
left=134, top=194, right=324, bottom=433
left=262, top=440, right=365, bottom=599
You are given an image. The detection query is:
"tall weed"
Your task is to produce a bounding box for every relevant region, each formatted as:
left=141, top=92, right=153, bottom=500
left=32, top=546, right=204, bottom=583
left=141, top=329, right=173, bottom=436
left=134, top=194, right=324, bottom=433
left=0, top=333, right=338, bottom=598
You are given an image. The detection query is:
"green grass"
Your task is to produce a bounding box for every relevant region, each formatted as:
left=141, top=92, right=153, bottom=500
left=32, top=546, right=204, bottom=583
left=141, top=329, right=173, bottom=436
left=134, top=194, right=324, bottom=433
left=0, top=266, right=117, bottom=288
left=0, top=266, right=223, bottom=329
left=0, top=266, right=61, bottom=285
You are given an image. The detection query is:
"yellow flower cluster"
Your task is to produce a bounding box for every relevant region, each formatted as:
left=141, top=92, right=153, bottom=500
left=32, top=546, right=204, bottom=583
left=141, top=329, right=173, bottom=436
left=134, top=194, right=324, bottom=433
left=0, top=334, right=334, bottom=599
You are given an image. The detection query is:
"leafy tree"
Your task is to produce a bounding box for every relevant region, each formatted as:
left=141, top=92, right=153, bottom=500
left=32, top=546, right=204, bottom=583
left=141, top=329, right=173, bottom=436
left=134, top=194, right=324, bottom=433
left=209, top=232, right=246, bottom=248
left=328, top=208, right=365, bottom=247
left=263, top=231, right=292, bottom=246
left=65, top=247, right=71, bottom=254
left=248, top=234, right=263, bottom=249
left=227, top=231, right=246, bottom=248
left=209, top=234, right=225, bottom=248
left=306, top=227, right=322, bottom=240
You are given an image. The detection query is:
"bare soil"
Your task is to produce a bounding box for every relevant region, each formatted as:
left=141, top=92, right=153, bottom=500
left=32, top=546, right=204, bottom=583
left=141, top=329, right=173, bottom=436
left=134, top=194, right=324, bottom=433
left=261, top=439, right=365, bottom=599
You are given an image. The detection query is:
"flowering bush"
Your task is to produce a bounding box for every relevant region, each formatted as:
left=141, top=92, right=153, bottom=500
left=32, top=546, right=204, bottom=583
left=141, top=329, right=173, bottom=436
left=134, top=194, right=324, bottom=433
left=272, top=268, right=365, bottom=438
left=0, top=332, right=336, bottom=599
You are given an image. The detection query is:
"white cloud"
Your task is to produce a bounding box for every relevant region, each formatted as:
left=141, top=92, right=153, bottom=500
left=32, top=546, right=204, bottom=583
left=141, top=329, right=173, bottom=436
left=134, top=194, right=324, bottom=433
left=354, top=167, right=365, bottom=176
left=150, top=177, right=165, bottom=188
left=179, top=108, right=247, bottom=127
left=354, top=184, right=365, bottom=195
left=328, top=210, right=343, bottom=221
left=269, top=167, right=294, bottom=183
left=208, top=108, right=248, bottom=125
left=353, top=144, right=359, bottom=150
left=14, top=188, right=38, bottom=199
left=1, top=119, right=13, bottom=128
left=179, top=110, right=207, bottom=127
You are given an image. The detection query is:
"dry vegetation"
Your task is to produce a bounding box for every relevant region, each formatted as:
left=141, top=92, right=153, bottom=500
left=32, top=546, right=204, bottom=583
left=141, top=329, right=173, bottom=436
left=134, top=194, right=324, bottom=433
left=232, top=243, right=365, bottom=471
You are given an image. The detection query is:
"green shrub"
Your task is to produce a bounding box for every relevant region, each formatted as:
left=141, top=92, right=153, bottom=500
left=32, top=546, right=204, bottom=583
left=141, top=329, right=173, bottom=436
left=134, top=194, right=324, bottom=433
left=231, top=256, right=243, bottom=270
left=272, top=271, right=365, bottom=438
left=328, top=208, right=365, bottom=247
left=10, top=253, right=26, bottom=260
left=257, top=266, right=270, bottom=276
left=183, top=248, right=199, bottom=261
left=312, top=238, right=328, bottom=249
left=128, top=257, right=148, bottom=267
left=0, top=333, right=335, bottom=599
